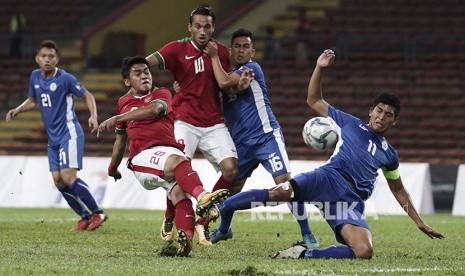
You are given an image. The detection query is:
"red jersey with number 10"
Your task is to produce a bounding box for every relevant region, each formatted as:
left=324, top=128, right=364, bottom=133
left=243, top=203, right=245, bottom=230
left=115, top=87, right=184, bottom=158
left=153, top=37, right=231, bottom=127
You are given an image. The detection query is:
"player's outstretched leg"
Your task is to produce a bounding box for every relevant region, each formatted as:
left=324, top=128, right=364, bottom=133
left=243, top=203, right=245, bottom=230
left=272, top=245, right=356, bottom=259
left=195, top=189, right=229, bottom=219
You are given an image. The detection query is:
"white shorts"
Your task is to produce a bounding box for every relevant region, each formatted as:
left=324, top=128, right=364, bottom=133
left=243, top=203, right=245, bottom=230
left=129, top=146, right=185, bottom=195
left=174, top=120, right=237, bottom=171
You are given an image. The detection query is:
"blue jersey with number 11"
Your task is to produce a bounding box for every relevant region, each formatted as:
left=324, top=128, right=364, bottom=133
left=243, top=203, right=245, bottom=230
left=325, top=105, right=399, bottom=199
left=28, top=68, right=86, bottom=145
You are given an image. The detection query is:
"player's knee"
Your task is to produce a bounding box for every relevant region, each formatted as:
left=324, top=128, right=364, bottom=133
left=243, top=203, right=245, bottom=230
left=268, top=182, right=293, bottom=201
left=170, top=185, right=188, bottom=205
left=353, top=243, right=373, bottom=259
left=219, top=158, right=238, bottom=181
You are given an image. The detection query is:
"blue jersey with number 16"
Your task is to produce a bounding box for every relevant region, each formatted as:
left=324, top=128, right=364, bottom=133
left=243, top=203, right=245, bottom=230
left=222, top=61, right=280, bottom=146
left=28, top=68, right=87, bottom=145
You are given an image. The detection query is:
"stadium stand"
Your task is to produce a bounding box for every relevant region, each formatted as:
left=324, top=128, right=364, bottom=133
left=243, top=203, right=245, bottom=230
left=256, top=0, right=465, bottom=165
left=1, top=0, right=464, bottom=167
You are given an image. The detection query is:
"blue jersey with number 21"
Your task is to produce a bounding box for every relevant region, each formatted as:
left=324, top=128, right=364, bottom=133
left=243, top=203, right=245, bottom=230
left=28, top=68, right=87, bottom=145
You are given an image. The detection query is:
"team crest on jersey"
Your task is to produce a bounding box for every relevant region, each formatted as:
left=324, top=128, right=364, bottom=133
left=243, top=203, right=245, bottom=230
left=50, top=82, right=57, bottom=92
left=34, top=84, right=40, bottom=89
left=382, top=140, right=388, bottom=151
left=75, top=82, right=82, bottom=90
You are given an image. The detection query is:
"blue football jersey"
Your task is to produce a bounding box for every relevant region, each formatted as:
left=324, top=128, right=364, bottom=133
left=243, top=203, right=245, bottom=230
left=222, top=61, right=280, bottom=145
left=324, top=105, right=399, bottom=198
left=28, top=68, right=86, bottom=145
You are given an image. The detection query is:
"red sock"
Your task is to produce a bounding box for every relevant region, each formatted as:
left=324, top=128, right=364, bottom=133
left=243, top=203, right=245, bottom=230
left=165, top=197, right=175, bottom=219
left=197, top=216, right=208, bottom=226
left=174, top=198, right=195, bottom=239
left=174, top=160, right=205, bottom=199
left=212, top=175, right=233, bottom=192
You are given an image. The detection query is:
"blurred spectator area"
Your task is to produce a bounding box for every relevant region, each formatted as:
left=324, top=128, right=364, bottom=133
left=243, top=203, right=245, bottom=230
left=1, top=0, right=465, bottom=167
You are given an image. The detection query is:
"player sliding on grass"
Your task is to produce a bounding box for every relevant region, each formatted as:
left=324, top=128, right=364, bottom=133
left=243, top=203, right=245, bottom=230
left=209, top=49, right=444, bottom=259
left=97, top=56, right=229, bottom=257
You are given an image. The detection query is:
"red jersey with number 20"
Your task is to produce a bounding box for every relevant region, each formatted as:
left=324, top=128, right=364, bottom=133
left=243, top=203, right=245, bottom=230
left=115, top=87, right=184, bottom=158
left=153, top=37, right=231, bottom=127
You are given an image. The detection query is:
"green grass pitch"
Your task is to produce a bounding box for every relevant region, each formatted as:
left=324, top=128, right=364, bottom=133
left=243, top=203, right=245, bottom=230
left=0, top=208, right=463, bottom=275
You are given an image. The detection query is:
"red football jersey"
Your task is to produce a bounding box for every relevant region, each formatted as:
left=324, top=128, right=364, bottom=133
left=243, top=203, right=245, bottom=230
left=153, top=38, right=231, bottom=127
left=115, top=87, right=184, bottom=158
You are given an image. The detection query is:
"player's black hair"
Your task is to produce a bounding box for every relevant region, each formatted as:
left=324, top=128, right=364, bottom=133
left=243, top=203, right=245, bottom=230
left=372, top=93, right=401, bottom=116
left=121, top=56, right=148, bottom=79
left=230, top=28, right=254, bottom=46
left=37, top=39, right=59, bottom=55
left=189, top=4, right=215, bottom=24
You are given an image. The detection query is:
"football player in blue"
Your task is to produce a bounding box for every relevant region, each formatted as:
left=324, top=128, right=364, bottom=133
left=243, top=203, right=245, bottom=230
left=5, top=40, right=107, bottom=231
left=208, top=49, right=444, bottom=259
left=203, top=28, right=318, bottom=248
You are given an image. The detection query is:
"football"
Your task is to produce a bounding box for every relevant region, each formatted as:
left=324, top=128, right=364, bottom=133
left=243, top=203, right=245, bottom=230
left=302, top=117, right=338, bottom=150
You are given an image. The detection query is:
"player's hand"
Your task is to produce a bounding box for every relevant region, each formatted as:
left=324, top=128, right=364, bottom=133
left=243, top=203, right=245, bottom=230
left=417, top=222, right=444, bottom=239
left=317, top=49, right=335, bottom=68
left=203, top=41, right=218, bottom=58
left=108, top=170, right=122, bottom=181
left=89, top=116, right=99, bottom=134
left=238, top=68, right=254, bottom=91
left=5, top=108, right=19, bottom=122
left=173, top=81, right=180, bottom=93
left=98, top=116, right=117, bottom=134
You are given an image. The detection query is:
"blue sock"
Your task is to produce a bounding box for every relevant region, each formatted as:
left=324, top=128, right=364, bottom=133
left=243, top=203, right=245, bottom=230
left=69, top=178, right=101, bottom=214
left=59, top=186, right=90, bottom=219
left=304, top=245, right=355, bottom=259
left=217, top=189, right=269, bottom=233
left=288, top=202, right=312, bottom=235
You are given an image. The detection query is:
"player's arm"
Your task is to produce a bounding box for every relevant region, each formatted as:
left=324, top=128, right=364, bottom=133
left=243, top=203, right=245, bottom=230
left=204, top=41, right=252, bottom=93
left=146, top=52, right=160, bottom=69
left=82, top=91, right=98, bottom=134
left=386, top=172, right=444, bottom=239
left=5, top=97, right=37, bottom=122
left=98, top=101, right=166, bottom=132
left=107, top=132, right=127, bottom=181
left=306, top=49, right=335, bottom=117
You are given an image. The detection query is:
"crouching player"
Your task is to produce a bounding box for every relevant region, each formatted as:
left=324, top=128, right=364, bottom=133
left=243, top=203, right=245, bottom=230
left=98, top=56, right=228, bottom=256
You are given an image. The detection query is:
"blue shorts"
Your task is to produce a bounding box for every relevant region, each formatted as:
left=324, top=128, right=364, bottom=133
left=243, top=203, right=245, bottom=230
left=292, top=167, right=370, bottom=244
left=236, top=130, right=290, bottom=180
left=47, top=136, right=84, bottom=172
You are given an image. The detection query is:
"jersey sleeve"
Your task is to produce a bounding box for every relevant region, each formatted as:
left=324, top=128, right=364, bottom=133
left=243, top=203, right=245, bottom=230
left=234, top=62, right=262, bottom=79
left=28, top=72, right=36, bottom=99
left=217, top=43, right=231, bottom=72
left=115, top=98, right=127, bottom=134
left=328, top=105, right=358, bottom=127
left=151, top=88, right=172, bottom=117
left=153, top=41, right=179, bottom=70
left=65, top=73, right=87, bottom=98
left=382, top=147, right=400, bottom=173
